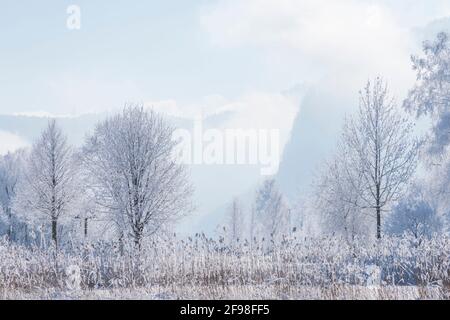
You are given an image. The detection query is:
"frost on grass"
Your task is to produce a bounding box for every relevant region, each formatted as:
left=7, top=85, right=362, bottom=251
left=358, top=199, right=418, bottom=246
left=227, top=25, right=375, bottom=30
left=0, top=234, right=448, bottom=300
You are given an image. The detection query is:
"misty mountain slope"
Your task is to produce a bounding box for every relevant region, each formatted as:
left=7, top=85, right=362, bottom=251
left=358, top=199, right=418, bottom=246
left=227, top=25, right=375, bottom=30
left=276, top=86, right=356, bottom=201
left=276, top=16, right=450, bottom=203
left=190, top=84, right=355, bottom=235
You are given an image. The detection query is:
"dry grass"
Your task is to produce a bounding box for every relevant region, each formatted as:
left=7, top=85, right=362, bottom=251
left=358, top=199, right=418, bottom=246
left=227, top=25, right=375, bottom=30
left=0, top=234, right=449, bottom=299
left=1, top=285, right=446, bottom=300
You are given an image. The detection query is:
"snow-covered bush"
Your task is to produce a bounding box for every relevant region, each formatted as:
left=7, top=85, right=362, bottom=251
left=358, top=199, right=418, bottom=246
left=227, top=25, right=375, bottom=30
left=387, top=186, right=444, bottom=239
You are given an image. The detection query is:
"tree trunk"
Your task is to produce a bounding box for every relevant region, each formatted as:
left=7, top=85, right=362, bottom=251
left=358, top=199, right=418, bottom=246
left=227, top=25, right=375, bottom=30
left=133, top=223, right=144, bottom=251
left=134, top=233, right=142, bottom=251
left=118, top=233, right=124, bottom=256
left=376, top=206, right=381, bottom=239
left=84, top=217, right=88, bottom=238
left=24, top=224, right=28, bottom=245
left=51, top=218, right=58, bottom=248
left=7, top=208, right=13, bottom=241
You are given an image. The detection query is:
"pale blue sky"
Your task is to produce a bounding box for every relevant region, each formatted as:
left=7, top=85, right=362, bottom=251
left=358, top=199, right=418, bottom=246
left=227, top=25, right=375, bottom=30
left=0, top=1, right=286, bottom=115
left=1, top=0, right=450, bottom=149
left=2, top=0, right=450, bottom=170
left=2, top=0, right=450, bottom=117
left=2, top=0, right=450, bottom=118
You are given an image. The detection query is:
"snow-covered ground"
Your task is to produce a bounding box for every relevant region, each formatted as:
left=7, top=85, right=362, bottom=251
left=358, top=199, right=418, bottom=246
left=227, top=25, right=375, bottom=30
left=1, top=285, right=446, bottom=300
left=0, top=234, right=449, bottom=300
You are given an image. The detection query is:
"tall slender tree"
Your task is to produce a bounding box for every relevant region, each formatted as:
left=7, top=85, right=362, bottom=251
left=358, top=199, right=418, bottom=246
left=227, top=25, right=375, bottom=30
left=225, top=197, right=244, bottom=245
left=344, top=78, right=419, bottom=239
left=16, top=120, right=76, bottom=248
left=254, top=179, right=290, bottom=242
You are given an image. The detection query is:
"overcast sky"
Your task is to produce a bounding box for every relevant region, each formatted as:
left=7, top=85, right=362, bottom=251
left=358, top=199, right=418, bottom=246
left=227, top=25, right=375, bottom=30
left=1, top=1, right=449, bottom=110
left=2, top=1, right=450, bottom=232
left=1, top=0, right=450, bottom=154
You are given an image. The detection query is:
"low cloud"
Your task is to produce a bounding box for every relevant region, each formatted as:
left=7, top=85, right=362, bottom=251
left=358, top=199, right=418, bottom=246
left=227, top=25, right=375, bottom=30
left=0, top=131, right=29, bottom=155
left=11, top=111, right=79, bottom=118
left=200, top=0, right=450, bottom=98
left=146, top=91, right=302, bottom=159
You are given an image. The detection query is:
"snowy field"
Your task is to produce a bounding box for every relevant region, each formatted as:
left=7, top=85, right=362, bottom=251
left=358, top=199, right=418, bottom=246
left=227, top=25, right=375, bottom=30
left=0, top=235, right=448, bottom=300
left=0, top=285, right=446, bottom=300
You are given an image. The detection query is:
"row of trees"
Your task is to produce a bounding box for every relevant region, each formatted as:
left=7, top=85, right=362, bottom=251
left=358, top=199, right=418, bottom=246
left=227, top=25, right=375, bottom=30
left=221, top=179, right=291, bottom=248
left=317, top=32, right=450, bottom=241
left=222, top=32, right=450, bottom=244
left=2, top=32, right=449, bottom=250
left=0, top=106, right=193, bottom=249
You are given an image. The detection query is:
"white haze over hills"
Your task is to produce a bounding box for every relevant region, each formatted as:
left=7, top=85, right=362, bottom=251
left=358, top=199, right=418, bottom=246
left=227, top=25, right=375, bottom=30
left=0, top=89, right=302, bottom=234
left=1, top=1, right=450, bottom=234
left=277, top=16, right=450, bottom=199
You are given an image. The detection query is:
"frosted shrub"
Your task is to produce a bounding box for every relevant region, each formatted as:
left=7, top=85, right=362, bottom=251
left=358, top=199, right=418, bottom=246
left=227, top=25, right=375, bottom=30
left=65, top=264, right=81, bottom=291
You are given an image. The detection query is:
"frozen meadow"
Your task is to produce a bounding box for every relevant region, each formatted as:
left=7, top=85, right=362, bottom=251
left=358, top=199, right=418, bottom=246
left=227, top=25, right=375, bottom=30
left=0, top=234, right=448, bottom=300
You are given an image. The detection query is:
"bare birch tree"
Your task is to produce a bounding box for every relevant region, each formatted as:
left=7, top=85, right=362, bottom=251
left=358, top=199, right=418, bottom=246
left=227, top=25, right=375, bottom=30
left=344, top=77, right=419, bottom=239
left=82, top=105, right=193, bottom=249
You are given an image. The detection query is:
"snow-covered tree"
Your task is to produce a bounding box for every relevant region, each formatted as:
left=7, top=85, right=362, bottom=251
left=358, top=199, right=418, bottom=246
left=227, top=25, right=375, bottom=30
left=404, top=32, right=450, bottom=156
left=64, top=150, right=106, bottom=242
left=314, top=140, right=371, bottom=241
left=223, top=197, right=244, bottom=245
left=403, top=32, right=450, bottom=228
left=343, top=78, right=419, bottom=239
left=0, top=150, right=26, bottom=240
left=387, top=184, right=444, bottom=239
left=253, top=179, right=290, bottom=243
left=82, top=105, right=193, bottom=249
left=14, top=120, right=77, bottom=248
